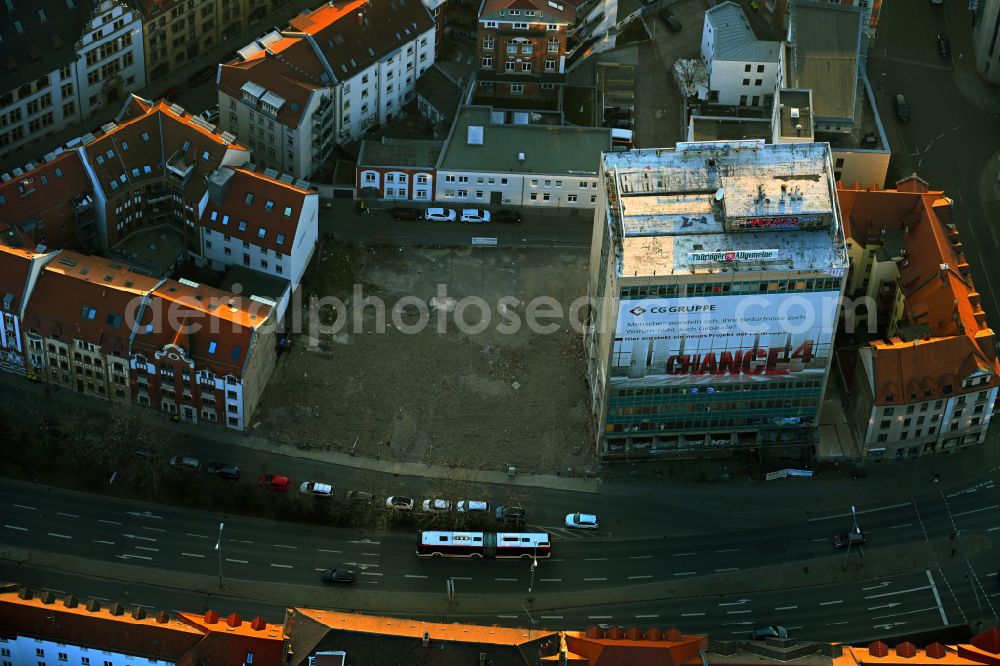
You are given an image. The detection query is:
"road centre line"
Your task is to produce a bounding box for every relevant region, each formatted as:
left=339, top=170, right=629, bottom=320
left=361, top=572, right=383, bottom=576
left=317, top=548, right=341, bottom=553
left=495, top=578, right=518, bottom=582
left=4, top=524, right=27, bottom=531
left=92, top=540, right=115, bottom=545
left=862, top=582, right=890, bottom=591
left=865, top=584, right=931, bottom=600
left=186, top=533, right=209, bottom=539
left=540, top=578, right=562, bottom=582
left=988, top=527, right=1000, bottom=532
left=890, top=524, right=913, bottom=529
left=315, top=568, right=326, bottom=572
left=635, top=614, right=659, bottom=619
left=628, top=575, right=653, bottom=580
left=48, top=533, right=72, bottom=539
left=362, top=552, right=379, bottom=557
left=405, top=574, right=428, bottom=579
left=807, top=501, right=912, bottom=522
left=872, top=605, right=942, bottom=620
left=820, top=600, right=843, bottom=606
left=585, top=577, right=608, bottom=582
left=498, top=615, right=519, bottom=619
left=952, top=505, right=1000, bottom=518
left=674, top=571, right=697, bottom=576
left=716, top=567, right=739, bottom=572
left=716, top=548, right=741, bottom=553
left=541, top=615, right=564, bottom=619
left=13, top=504, right=37, bottom=510
left=226, top=558, right=249, bottom=564
left=142, top=526, right=166, bottom=532
left=588, top=615, right=613, bottom=619
left=182, top=553, right=205, bottom=558
left=57, top=512, right=79, bottom=518
left=629, top=555, right=653, bottom=559
left=274, top=544, right=297, bottom=549
left=586, top=557, right=608, bottom=561
left=134, top=546, right=159, bottom=552
left=681, top=612, right=706, bottom=617
left=927, top=570, right=949, bottom=625
left=775, top=606, right=798, bottom=610
left=100, top=520, right=122, bottom=525
left=270, top=563, right=293, bottom=569
left=451, top=576, right=473, bottom=580
left=727, top=610, right=752, bottom=615
left=674, top=552, right=697, bottom=556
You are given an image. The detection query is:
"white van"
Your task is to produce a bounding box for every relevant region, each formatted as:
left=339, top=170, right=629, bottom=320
left=611, top=128, right=634, bottom=147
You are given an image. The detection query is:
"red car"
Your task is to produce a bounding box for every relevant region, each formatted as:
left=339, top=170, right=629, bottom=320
left=257, top=473, right=290, bottom=492
left=158, top=86, right=182, bottom=102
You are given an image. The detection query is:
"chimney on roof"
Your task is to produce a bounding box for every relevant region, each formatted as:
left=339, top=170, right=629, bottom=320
left=156, top=611, right=169, bottom=624
left=251, top=616, right=267, bottom=631
left=17, top=587, right=33, bottom=600
left=226, top=612, right=243, bottom=628
left=86, top=599, right=101, bottom=612
left=204, top=609, right=219, bottom=623
left=422, top=631, right=430, bottom=647
left=63, top=595, right=78, bottom=609
left=131, top=607, right=147, bottom=620
left=110, top=603, right=125, bottom=616
left=40, top=591, right=55, bottom=604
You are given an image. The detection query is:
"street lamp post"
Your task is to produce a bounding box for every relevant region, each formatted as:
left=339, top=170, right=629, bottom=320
left=842, top=505, right=863, bottom=570
left=214, top=521, right=225, bottom=585
left=529, top=556, right=538, bottom=593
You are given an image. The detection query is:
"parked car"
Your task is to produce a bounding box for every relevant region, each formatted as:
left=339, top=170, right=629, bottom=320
left=300, top=481, right=334, bottom=497
left=494, top=210, right=522, bottom=224
left=320, top=568, right=356, bottom=584
left=833, top=530, right=866, bottom=549
left=457, top=500, right=490, bottom=513
left=659, top=9, right=681, bottom=32
left=422, top=498, right=453, bottom=512
left=187, top=65, right=216, bottom=85
left=258, top=473, right=290, bottom=491
left=346, top=490, right=376, bottom=503
left=751, top=625, right=788, bottom=640
left=158, top=86, right=182, bottom=102
left=937, top=33, right=950, bottom=57
left=460, top=209, right=491, bottom=224
left=894, top=94, right=910, bottom=122
left=495, top=505, right=526, bottom=522
left=199, top=105, right=219, bottom=124
left=565, top=512, right=600, bottom=529
left=391, top=207, right=421, bottom=220
left=386, top=496, right=415, bottom=511
left=169, top=456, right=201, bottom=472
left=205, top=462, right=241, bottom=480
left=423, top=207, right=457, bottom=222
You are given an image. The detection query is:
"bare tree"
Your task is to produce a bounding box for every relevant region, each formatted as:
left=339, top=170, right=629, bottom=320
left=673, top=58, right=707, bottom=100
left=75, top=409, right=174, bottom=493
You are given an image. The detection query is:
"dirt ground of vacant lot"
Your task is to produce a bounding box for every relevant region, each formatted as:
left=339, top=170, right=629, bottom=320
left=253, top=242, right=598, bottom=475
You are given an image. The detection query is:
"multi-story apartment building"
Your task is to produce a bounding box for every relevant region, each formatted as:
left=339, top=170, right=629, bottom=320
left=754, top=0, right=881, bottom=42
left=972, top=0, right=1000, bottom=85
left=420, top=0, right=448, bottom=56
left=0, top=0, right=145, bottom=166
left=136, top=0, right=279, bottom=83
left=840, top=177, right=1000, bottom=460
left=218, top=0, right=436, bottom=180
left=701, top=2, right=782, bottom=108
left=0, top=247, right=57, bottom=375
left=473, top=0, right=573, bottom=109
left=586, top=140, right=849, bottom=459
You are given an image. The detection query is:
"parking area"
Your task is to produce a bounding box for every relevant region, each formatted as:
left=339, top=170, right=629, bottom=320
left=254, top=243, right=598, bottom=476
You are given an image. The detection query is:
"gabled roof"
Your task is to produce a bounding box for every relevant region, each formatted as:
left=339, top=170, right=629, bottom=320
left=0, top=0, right=96, bottom=93
left=132, top=278, right=273, bottom=377
left=23, top=251, right=163, bottom=357
left=84, top=100, right=249, bottom=203
left=705, top=1, right=781, bottom=63
left=176, top=611, right=285, bottom=666
left=789, top=0, right=863, bottom=121
left=0, top=151, right=94, bottom=250
left=562, top=628, right=707, bottom=666
left=480, top=0, right=576, bottom=23
left=0, top=245, right=54, bottom=316
left=201, top=167, right=314, bottom=254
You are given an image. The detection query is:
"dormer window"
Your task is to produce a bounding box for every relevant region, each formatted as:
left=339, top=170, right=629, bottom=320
left=265, top=200, right=274, bottom=212
left=245, top=193, right=254, bottom=205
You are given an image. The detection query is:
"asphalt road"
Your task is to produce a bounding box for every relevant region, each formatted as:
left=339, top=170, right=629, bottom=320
left=869, top=0, right=1000, bottom=328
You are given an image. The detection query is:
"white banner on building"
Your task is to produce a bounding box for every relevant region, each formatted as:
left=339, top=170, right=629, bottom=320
left=610, top=292, right=840, bottom=386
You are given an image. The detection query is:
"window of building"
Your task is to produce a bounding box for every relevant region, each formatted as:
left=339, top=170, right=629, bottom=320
left=742, top=78, right=750, bottom=86
left=744, top=64, right=751, bottom=72
left=754, top=79, right=763, bottom=86
left=511, top=83, right=524, bottom=94
left=757, top=64, right=765, bottom=72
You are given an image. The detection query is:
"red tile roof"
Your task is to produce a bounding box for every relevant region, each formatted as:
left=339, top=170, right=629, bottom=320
left=0, top=151, right=93, bottom=250
left=560, top=628, right=706, bottom=666
left=23, top=251, right=163, bottom=357
left=839, top=179, right=1000, bottom=404
left=480, top=0, right=576, bottom=22
left=0, top=245, right=52, bottom=314
left=201, top=168, right=314, bottom=253
left=176, top=611, right=285, bottom=666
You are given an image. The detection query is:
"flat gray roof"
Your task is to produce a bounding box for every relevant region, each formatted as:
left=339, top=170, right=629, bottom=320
left=358, top=138, right=444, bottom=169
left=438, top=106, right=611, bottom=175
left=790, top=0, right=863, bottom=121
left=690, top=116, right=773, bottom=142
left=777, top=89, right=814, bottom=139
left=110, top=223, right=185, bottom=274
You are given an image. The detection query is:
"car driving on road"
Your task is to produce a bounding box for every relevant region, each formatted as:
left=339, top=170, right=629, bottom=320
left=423, top=207, right=457, bottom=222
left=205, top=462, right=240, bottom=480
left=833, top=530, right=866, bottom=549
left=565, top=512, right=600, bottom=529
left=386, top=496, right=415, bottom=511
left=320, top=568, right=356, bottom=584
left=300, top=481, right=334, bottom=497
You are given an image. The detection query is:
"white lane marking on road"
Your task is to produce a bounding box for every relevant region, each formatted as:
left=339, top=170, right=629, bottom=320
left=872, top=606, right=941, bottom=620
left=495, top=578, right=518, bottom=582
left=862, top=582, right=890, bottom=591
left=361, top=572, right=383, bottom=576
left=674, top=552, right=697, bottom=556
left=270, top=563, right=293, bottom=569
left=116, top=554, right=152, bottom=561
left=719, top=600, right=750, bottom=606
left=4, top=524, right=27, bottom=531
left=43, top=588, right=67, bottom=594
left=927, top=569, right=949, bottom=625
left=182, top=552, right=205, bottom=558
left=775, top=606, right=798, bottom=610
left=226, top=558, right=249, bottom=564
left=48, top=532, right=72, bottom=539
left=541, top=615, right=564, bottom=619
left=988, top=527, right=1000, bottom=532
left=274, top=544, right=297, bottom=549
left=13, top=504, right=37, bottom=510
left=404, top=574, right=427, bottom=579
left=317, top=548, right=341, bottom=553
left=586, top=557, right=608, bottom=561
left=953, top=504, right=1000, bottom=518
left=548, top=558, right=565, bottom=562
left=122, top=533, right=156, bottom=542
left=348, top=539, right=380, bottom=545
left=361, top=552, right=380, bottom=557
left=498, top=614, right=519, bottom=619
left=727, top=610, right=752, bottom=615
left=134, top=546, right=158, bottom=552
left=628, top=575, right=653, bottom=580
left=100, top=520, right=122, bottom=525
left=865, top=584, right=930, bottom=599
left=92, top=540, right=115, bottom=545
left=57, top=512, right=79, bottom=518
left=186, top=533, right=209, bottom=539
left=588, top=615, right=613, bottom=619
left=142, top=526, right=166, bottom=533
left=807, top=502, right=911, bottom=522
left=635, top=614, right=659, bottom=619
left=674, top=571, right=697, bottom=576
left=868, top=602, right=901, bottom=611
left=682, top=612, right=706, bottom=617
left=716, top=548, right=741, bottom=553
left=451, top=576, right=473, bottom=580
left=890, top=523, right=913, bottom=529
left=539, top=578, right=562, bottom=582
left=584, top=577, right=608, bottom=582
left=315, top=568, right=327, bottom=571
left=716, top=567, right=739, bottom=572
left=820, top=600, right=843, bottom=606
left=629, top=555, right=653, bottom=559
